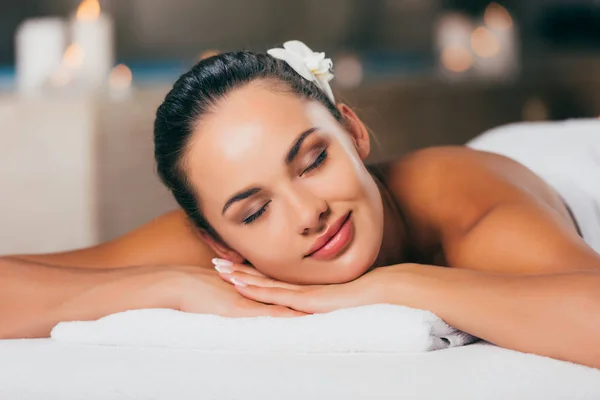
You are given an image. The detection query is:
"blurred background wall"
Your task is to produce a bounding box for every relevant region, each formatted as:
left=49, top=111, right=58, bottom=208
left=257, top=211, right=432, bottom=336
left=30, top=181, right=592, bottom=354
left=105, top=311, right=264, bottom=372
left=1, top=0, right=599, bottom=254
left=3, top=0, right=600, bottom=63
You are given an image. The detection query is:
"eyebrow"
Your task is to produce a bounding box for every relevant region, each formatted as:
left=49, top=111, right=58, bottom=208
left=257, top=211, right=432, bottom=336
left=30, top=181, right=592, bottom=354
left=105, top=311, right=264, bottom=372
left=221, top=127, right=318, bottom=215
left=284, top=127, right=318, bottom=166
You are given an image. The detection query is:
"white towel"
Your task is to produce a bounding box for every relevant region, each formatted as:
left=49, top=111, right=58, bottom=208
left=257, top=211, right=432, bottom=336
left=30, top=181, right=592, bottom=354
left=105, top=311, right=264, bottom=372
left=51, top=304, right=477, bottom=353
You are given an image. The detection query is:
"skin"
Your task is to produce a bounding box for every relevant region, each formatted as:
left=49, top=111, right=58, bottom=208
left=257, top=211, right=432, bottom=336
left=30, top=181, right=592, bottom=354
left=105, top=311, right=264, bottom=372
left=6, top=82, right=600, bottom=368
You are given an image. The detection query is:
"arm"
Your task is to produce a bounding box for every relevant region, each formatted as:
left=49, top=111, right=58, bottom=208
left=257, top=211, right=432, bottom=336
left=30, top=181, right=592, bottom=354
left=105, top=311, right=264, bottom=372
left=411, top=157, right=600, bottom=367
left=0, top=208, right=305, bottom=338
left=0, top=256, right=178, bottom=338
left=418, top=202, right=600, bottom=367
left=0, top=256, right=303, bottom=338
left=0, top=210, right=215, bottom=337
left=0, top=209, right=219, bottom=338
left=391, top=264, right=600, bottom=369
left=216, top=261, right=600, bottom=369
left=10, top=210, right=217, bottom=269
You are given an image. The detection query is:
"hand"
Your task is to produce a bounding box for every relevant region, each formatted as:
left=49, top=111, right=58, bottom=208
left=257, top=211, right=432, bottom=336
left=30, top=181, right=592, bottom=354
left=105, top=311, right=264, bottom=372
left=165, top=265, right=306, bottom=318
left=213, top=260, right=414, bottom=314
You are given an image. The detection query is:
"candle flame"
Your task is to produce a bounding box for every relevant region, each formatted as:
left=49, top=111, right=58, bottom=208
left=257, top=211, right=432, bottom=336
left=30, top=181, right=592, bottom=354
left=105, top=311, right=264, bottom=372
left=471, top=27, right=500, bottom=58
left=76, top=0, right=101, bottom=21
left=441, top=46, right=473, bottom=73
left=484, top=2, right=513, bottom=30
left=109, top=64, right=133, bottom=90
left=63, top=43, right=85, bottom=68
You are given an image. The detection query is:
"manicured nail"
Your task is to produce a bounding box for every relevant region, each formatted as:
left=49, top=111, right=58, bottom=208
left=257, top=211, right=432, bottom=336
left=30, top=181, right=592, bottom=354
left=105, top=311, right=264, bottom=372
left=212, top=258, right=233, bottom=266
left=214, top=264, right=233, bottom=274
left=231, top=277, right=247, bottom=287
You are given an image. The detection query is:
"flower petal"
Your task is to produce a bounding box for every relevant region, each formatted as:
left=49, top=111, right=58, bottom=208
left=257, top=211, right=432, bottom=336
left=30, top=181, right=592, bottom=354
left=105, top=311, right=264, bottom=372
left=314, top=52, right=326, bottom=62
left=304, top=54, right=323, bottom=72
left=268, top=41, right=336, bottom=103
left=283, top=40, right=314, bottom=58
left=267, top=48, right=315, bottom=81
left=315, top=71, right=334, bottom=82
left=315, top=77, right=336, bottom=103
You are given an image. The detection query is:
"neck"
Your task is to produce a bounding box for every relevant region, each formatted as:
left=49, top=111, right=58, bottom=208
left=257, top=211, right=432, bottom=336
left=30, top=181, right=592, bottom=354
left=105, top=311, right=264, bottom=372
left=370, top=173, right=410, bottom=269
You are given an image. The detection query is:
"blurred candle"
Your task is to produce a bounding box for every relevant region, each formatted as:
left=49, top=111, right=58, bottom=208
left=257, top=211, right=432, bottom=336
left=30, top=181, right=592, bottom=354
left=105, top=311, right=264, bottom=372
left=471, top=27, right=500, bottom=58
left=71, top=0, right=115, bottom=89
left=334, top=54, right=364, bottom=89
left=435, top=13, right=475, bottom=79
left=441, top=46, right=473, bottom=73
left=473, top=3, right=519, bottom=80
left=108, top=64, right=133, bottom=100
left=47, top=44, right=85, bottom=89
left=15, top=17, right=67, bottom=94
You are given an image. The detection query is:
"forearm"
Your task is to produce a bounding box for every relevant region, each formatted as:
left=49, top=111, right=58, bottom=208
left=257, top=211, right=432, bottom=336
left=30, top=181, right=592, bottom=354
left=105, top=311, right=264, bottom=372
left=0, top=257, right=178, bottom=339
left=393, top=265, right=600, bottom=368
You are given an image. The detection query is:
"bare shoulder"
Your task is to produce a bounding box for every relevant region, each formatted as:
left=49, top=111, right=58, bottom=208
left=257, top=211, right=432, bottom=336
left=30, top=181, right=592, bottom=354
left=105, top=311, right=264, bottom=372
left=379, top=146, right=597, bottom=273
left=11, top=209, right=217, bottom=269
left=380, top=145, right=570, bottom=236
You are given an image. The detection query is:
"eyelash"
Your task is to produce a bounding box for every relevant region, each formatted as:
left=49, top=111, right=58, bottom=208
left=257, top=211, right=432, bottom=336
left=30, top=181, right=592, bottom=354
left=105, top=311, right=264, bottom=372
left=242, top=201, right=271, bottom=225
left=242, top=149, right=329, bottom=225
left=302, top=149, right=328, bottom=175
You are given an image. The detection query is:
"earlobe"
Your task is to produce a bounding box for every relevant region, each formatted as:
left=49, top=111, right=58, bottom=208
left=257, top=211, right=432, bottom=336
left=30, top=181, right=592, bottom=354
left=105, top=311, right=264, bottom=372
left=198, top=231, right=246, bottom=264
left=336, top=103, right=371, bottom=160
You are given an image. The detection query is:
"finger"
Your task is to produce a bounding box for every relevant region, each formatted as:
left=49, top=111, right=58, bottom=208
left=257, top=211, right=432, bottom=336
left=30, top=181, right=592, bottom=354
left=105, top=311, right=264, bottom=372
left=234, top=284, right=307, bottom=312
left=215, top=270, right=255, bottom=285
left=211, top=259, right=266, bottom=277
left=222, top=271, right=300, bottom=290
left=263, top=306, right=308, bottom=318
left=229, top=263, right=268, bottom=277
left=235, top=304, right=307, bottom=318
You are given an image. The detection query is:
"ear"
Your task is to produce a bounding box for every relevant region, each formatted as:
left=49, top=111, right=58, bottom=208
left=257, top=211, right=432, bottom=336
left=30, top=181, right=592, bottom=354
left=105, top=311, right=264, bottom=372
left=337, top=103, right=370, bottom=160
left=198, top=231, right=246, bottom=264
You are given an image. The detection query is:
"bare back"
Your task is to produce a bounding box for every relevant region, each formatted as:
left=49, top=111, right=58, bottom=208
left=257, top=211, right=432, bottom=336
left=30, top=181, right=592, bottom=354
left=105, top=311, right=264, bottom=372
left=381, top=146, right=596, bottom=274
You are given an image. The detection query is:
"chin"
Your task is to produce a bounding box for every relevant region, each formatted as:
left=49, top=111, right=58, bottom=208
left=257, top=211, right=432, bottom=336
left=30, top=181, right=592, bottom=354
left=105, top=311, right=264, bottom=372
left=334, top=268, right=370, bottom=284
left=327, top=243, right=380, bottom=284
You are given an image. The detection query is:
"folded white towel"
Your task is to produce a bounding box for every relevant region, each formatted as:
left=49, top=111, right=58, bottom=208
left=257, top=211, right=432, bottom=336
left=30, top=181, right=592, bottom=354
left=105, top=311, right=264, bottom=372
left=51, top=304, right=477, bottom=353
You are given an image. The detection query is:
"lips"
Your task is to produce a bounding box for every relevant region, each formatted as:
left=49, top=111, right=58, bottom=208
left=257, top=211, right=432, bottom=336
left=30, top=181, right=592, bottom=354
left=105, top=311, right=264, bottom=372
left=305, top=211, right=353, bottom=259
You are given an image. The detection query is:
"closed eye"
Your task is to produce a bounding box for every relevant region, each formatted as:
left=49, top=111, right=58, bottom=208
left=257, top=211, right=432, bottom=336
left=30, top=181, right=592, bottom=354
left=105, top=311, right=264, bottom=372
left=301, top=149, right=328, bottom=175
left=241, top=148, right=327, bottom=225
left=242, top=201, right=271, bottom=225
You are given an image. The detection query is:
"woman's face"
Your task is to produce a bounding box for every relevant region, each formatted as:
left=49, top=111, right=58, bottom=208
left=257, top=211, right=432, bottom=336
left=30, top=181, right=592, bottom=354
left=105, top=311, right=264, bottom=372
left=185, top=82, right=384, bottom=284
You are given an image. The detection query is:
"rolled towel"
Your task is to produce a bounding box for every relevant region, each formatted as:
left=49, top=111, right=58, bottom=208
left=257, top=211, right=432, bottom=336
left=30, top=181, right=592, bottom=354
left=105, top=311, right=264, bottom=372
left=51, top=304, right=478, bottom=353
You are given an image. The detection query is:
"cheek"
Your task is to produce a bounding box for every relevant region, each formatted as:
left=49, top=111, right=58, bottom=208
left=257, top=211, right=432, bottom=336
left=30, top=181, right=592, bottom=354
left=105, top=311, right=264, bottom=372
left=225, top=215, right=298, bottom=269
left=312, top=157, right=371, bottom=200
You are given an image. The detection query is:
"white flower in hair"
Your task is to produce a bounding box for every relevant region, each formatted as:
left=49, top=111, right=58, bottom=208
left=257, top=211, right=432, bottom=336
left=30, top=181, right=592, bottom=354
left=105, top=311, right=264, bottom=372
left=267, top=40, right=335, bottom=103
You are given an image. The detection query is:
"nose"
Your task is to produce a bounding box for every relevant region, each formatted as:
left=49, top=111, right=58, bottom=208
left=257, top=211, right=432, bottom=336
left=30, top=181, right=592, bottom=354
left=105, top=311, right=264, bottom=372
left=284, top=185, right=329, bottom=235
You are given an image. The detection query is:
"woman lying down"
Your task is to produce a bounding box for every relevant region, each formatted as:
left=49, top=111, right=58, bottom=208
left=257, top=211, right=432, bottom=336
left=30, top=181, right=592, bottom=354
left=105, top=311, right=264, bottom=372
left=1, top=41, right=599, bottom=369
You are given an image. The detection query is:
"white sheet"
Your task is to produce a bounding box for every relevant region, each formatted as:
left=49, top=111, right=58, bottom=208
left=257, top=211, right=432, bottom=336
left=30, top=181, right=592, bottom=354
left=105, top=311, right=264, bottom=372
left=1, top=339, right=599, bottom=399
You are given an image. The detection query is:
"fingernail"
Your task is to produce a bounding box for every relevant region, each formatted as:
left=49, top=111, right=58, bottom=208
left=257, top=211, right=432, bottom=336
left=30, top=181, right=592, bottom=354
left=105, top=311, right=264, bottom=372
left=212, top=258, right=233, bottom=266
left=214, top=264, right=233, bottom=274
left=231, top=277, right=248, bottom=287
